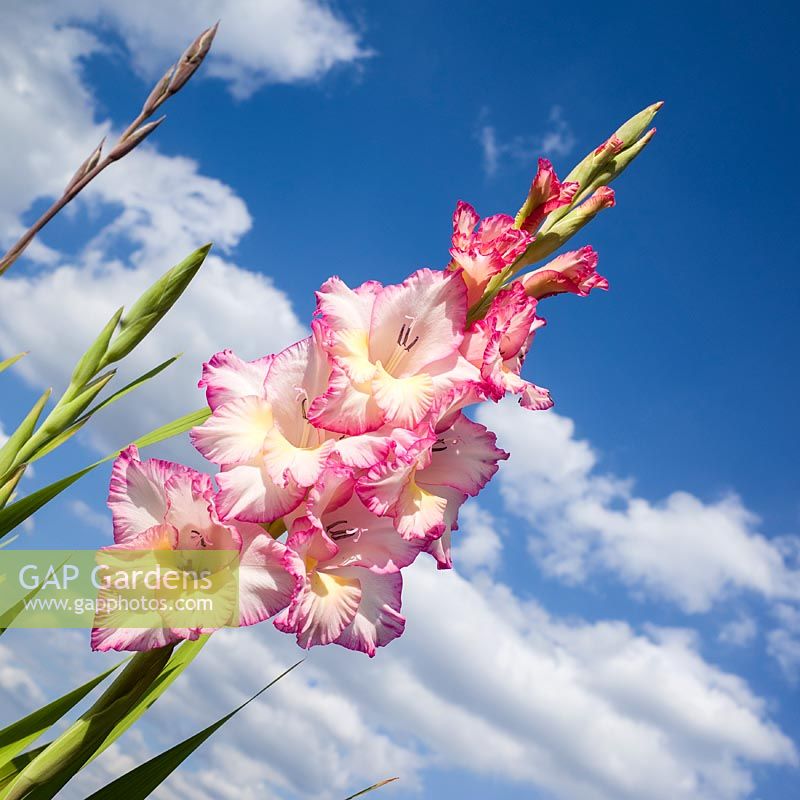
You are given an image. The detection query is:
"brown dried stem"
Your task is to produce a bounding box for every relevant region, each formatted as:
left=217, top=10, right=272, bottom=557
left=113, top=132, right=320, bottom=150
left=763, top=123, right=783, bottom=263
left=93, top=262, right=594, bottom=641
left=0, top=22, right=219, bottom=277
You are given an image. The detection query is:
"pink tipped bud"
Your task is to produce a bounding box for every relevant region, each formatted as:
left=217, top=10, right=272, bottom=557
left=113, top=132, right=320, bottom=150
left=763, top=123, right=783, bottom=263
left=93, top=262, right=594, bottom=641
left=592, top=134, right=624, bottom=166
left=580, top=186, right=616, bottom=214
left=520, top=245, right=608, bottom=300
left=108, top=116, right=165, bottom=160
left=168, top=22, right=219, bottom=95
left=514, top=158, right=579, bottom=234
left=519, top=187, right=616, bottom=266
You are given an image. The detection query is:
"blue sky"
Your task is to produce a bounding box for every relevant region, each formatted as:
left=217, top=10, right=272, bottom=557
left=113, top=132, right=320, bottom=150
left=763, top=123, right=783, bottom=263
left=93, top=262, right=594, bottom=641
left=0, top=2, right=798, bottom=799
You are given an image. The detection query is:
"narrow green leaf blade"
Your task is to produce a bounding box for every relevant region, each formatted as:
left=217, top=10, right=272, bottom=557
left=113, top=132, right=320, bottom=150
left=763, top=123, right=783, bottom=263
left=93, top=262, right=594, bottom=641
left=0, top=578, right=46, bottom=638
left=89, top=635, right=209, bottom=762
left=0, top=661, right=123, bottom=766
left=76, top=354, right=181, bottom=423
left=0, top=745, right=48, bottom=792
left=0, top=390, right=52, bottom=478
left=0, top=354, right=27, bottom=375
left=84, top=661, right=302, bottom=800
left=0, top=407, right=209, bottom=541
left=127, top=407, right=210, bottom=450
left=0, top=464, right=95, bottom=541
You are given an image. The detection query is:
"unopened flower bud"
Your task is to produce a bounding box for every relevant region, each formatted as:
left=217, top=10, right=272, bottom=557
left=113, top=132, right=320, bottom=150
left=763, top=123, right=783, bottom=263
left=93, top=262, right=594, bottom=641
left=108, top=117, right=165, bottom=161
left=514, top=158, right=578, bottom=234
left=578, top=186, right=616, bottom=215
left=64, top=138, right=105, bottom=194
left=546, top=102, right=662, bottom=228
left=591, top=134, right=624, bottom=167
left=519, top=245, right=608, bottom=300
left=614, top=101, right=663, bottom=149
left=168, top=22, right=219, bottom=95
left=141, top=65, right=175, bottom=116
left=576, top=131, right=655, bottom=203
left=517, top=187, right=615, bottom=267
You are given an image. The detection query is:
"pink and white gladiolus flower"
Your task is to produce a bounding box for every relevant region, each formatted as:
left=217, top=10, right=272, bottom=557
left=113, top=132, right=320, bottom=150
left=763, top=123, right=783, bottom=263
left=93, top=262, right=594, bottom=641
left=461, top=283, right=553, bottom=410
left=357, top=411, right=507, bottom=542
left=191, top=325, right=389, bottom=524
left=275, top=469, right=420, bottom=655
left=449, top=201, right=532, bottom=307
left=312, top=268, right=479, bottom=430
left=98, top=138, right=626, bottom=655
left=92, top=445, right=297, bottom=652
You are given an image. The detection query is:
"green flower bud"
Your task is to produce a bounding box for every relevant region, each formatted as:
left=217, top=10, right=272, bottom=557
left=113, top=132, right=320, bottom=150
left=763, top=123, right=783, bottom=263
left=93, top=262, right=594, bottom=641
left=101, top=244, right=211, bottom=367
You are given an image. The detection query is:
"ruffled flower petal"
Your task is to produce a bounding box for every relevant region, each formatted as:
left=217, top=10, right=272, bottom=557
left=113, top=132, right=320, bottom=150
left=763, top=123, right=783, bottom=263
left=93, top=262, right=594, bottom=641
left=418, top=413, right=509, bottom=497
left=306, top=362, right=385, bottom=435
left=108, top=445, right=191, bottom=545
left=371, top=363, right=435, bottom=428
left=520, top=246, right=608, bottom=300
left=262, top=428, right=335, bottom=488
left=333, top=569, right=405, bottom=657
left=315, top=276, right=381, bottom=333
left=198, top=350, right=272, bottom=410
left=216, top=462, right=306, bottom=523
left=320, top=492, right=424, bottom=573
left=190, top=396, right=273, bottom=466
left=235, top=522, right=299, bottom=626
left=368, top=268, right=467, bottom=376
left=274, top=565, right=361, bottom=650
left=449, top=202, right=532, bottom=306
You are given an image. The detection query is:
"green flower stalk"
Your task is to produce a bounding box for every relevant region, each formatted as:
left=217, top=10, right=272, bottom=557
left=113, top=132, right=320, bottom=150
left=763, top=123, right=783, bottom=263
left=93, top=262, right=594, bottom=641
left=2, top=648, right=175, bottom=800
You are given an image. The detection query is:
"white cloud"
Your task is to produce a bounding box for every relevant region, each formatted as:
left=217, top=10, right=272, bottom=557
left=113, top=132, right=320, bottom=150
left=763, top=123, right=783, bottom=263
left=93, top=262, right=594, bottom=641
left=0, top=7, right=797, bottom=800
left=477, top=124, right=500, bottom=178
left=719, top=615, right=758, bottom=647
left=478, top=400, right=800, bottom=613
left=453, top=503, right=503, bottom=576
left=36, top=0, right=370, bottom=100
left=0, top=3, right=307, bottom=458
left=68, top=499, right=112, bottom=535
left=478, top=105, right=576, bottom=177
left=767, top=629, right=800, bottom=683
left=767, top=604, right=800, bottom=683
left=0, top=643, right=44, bottom=705
left=0, top=4, right=105, bottom=246
left=8, top=562, right=792, bottom=800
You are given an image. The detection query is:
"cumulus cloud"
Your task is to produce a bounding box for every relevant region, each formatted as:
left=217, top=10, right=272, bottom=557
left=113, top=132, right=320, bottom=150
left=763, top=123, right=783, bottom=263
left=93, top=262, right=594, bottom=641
left=1, top=7, right=797, bottom=800
left=8, top=562, right=792, bottom=800
left=68, top=499, right=112, bottom=535
left=767, top=604, right=800, bottom=683
left=478, top=400, right=800, bottom=613
left=453, top=503, right=504, bottom=575
left=0, top=4, right=105, bottom=246
left=478, top=105, right=576, bottom=177
left=0, top=3, right=307, bottom=456
left=32, top=0, right=370, bottom=100
left=0, top=643, right=44, bottom=705
left=719, top=615, right=758, bottom=647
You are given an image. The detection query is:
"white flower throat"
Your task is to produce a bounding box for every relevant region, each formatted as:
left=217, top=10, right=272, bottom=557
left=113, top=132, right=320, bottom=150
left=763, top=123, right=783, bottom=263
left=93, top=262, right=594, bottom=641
left=384, top=315, right=420, bottom=374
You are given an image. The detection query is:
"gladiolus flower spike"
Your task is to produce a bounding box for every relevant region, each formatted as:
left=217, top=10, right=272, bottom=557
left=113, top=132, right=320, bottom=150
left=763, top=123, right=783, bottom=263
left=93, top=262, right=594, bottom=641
left=96, top=102, right=659, bottom=655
